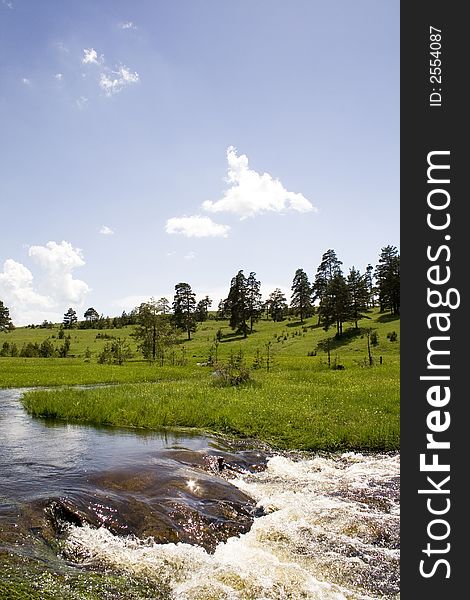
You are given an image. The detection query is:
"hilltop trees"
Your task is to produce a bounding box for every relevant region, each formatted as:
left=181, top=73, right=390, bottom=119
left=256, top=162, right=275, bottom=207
left=216, top=299, right=228, bottom=320
left=246, top=272, right=263, bottom=332
left=314, top=252, right=369, bottom=335
left=225, top=270, right=249, bottom=337
left=132, top=298, right=175, bottom=362
left=375, top=245, right=400, bottom=315
left=172, top=283, right=197, bottom=340
left=63, top=308, right=78, bottom=329
left=0, top=300, right=13, bottom=332
left=290, top=269, right=313, bottom=323
left=266, top=288, right=288, bottom=322
left=313, top=249, right=343, bottom=324
left=364, top=264, right=376, bottom=308
left=317, top=272, right=350, bottom=335
left=195, top=296, right=212, bottom=322
left=157, top=297, right=171, bottom=315
left=1, top=245, right=399, bottom=345
left=84, top=307, right=99, bottom=324
left=347, top=267, right=370, bottom=328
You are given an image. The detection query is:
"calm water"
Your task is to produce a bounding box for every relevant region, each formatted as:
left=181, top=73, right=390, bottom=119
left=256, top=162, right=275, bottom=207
left=0, top=388, right=399, bottom=599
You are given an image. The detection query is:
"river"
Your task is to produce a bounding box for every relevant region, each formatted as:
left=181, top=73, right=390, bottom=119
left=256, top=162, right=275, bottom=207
left=0, top=388, right=399, bottom=599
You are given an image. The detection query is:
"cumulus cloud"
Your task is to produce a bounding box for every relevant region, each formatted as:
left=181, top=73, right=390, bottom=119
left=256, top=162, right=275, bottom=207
left=21, top=78, right=31, bottom=85
left=54, top=73, right=63, bottom=80
left=28, top=241, right=90, bottom=305
left=2, top=0, right=14, bottom=9
left=165, top=216, right=230, bottom=238
left=99, top=66, right=140, bottom=96
left=82, top=48, right=103, bottom=65
left=99, top=225, right=114, bottom=235
left=0, top=241, right=91, bottom=324
left=0, top=259, right=53, bottom=318
left=120, top=21, right=137, bottom=30
left=202, top=146, right=315, bottom=218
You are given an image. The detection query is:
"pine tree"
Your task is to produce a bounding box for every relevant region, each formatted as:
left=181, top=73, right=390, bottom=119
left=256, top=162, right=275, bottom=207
left=172, top=283, right=197, bottom=340
left=266, top=288, right=288, bottom=322
left=216, top=299, right=228, bottom=320
left=290, top=268, right=313, bottom=323
left=157, top=297, right=171, bottom=315
left=132, top=299, right=175, bottom=362
left=63, top=308, right=77, bottom=329
left=84, top=307, right=99, bottom=325
left=225, top=270, right=249, bottom=337
left=195, top=296, right=212, bottom=322
left=364, top=264, right=376, bottom=308
left=375, top=246, right=400, bottom=315
left=246, top=272, right=262, bottom=332
left=313, top=249, right=343, bottom=323
left=0, top=300, right=13, bottom=332
left=318, top=273, right=350, bottom=336
left=347, top=267, right=370, bottom=328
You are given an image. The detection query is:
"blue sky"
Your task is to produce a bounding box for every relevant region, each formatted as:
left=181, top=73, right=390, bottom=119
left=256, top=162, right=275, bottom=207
left=0, top=0, right=399, bottom=325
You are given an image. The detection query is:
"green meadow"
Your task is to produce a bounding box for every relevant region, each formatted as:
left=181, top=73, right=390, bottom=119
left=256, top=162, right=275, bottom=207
left=1, top=310, right=400, bottom=451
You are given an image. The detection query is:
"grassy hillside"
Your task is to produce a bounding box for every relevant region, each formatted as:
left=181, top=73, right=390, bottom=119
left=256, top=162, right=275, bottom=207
left=2, top=310, right=400, bottom=451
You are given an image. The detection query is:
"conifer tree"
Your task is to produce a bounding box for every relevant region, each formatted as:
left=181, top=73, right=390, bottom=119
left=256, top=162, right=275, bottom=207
left=0, top=300, right=13, bottom=332
left=375, top=245, right=400, bottom=315
left=246, top=272, right=262, bottom=332
left=347, top=267, right=370, bottom=328
left=266, top=288, right=288, bottom=322
left=313, top=249, right=343, bottom=323
left=63, top=308, right=77, bottom=329
left=225, top=270, right=249, bottom=337
left=290, top=268, right=313, bottom=323
left=172, top=283, right=197, bottom=340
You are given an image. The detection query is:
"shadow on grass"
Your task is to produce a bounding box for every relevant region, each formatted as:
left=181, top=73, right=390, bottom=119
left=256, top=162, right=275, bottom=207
left=317, top=327, right=370, bottom=351
left=219, top=332, right=247, bottom=343
left=286, top=320, right=304, bottom=328
left=286, top=320, right=322, bottom=329
left=376, top=313, right=400, bottom=323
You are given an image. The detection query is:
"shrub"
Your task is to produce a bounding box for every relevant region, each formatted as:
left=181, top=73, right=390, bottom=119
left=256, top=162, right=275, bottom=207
left=98, top=338, right=133, bottom=365
left=39, top=339, right=55, bottom=358
left=212, top=350, right=252, bottom=386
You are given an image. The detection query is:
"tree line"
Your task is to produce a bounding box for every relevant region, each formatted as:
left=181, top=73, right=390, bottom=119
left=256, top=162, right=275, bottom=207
left=0, top=246, right=399, bottom=361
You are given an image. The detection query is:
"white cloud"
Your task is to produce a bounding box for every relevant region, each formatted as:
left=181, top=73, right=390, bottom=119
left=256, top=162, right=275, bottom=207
left=120, top=21, right=137, bottom=30
left=54, top=73, right=63, bottom=80
left=202, top=146, right=316, bottom=218
left=0, top=241, right=90, bottom=326
left=165, top=216, right=230, bottom=238
left=76, top=96, right=88, bottom=110
left=99, top=225, right=114, bottom=235
left=2, top=0, right=14, bottom=9
left=21, top=78, right=30, bottom=85
left=0, top=260, right=53, bottom=321
left=28, top=241, right=90, bottom=306
left=99, top=66, right=140, bottom=96
left=82, top=48, right=103, bottom=65
left=184, top=251, right=196, bottom=260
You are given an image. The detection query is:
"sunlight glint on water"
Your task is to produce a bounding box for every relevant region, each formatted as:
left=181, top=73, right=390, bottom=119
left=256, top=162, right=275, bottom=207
left=64, top=452, right=400, bottom=599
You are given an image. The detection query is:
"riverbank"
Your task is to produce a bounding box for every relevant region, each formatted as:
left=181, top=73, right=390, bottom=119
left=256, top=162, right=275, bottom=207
left=3, top=311, right=400, bottom=451
left=21, top=359, right=399, bottom=451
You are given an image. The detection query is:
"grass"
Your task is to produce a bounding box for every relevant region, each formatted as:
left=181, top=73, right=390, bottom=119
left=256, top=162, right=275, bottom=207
left=22, top=362, right=399, bottom=451
left=2, top=309, right=400, bottom=451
